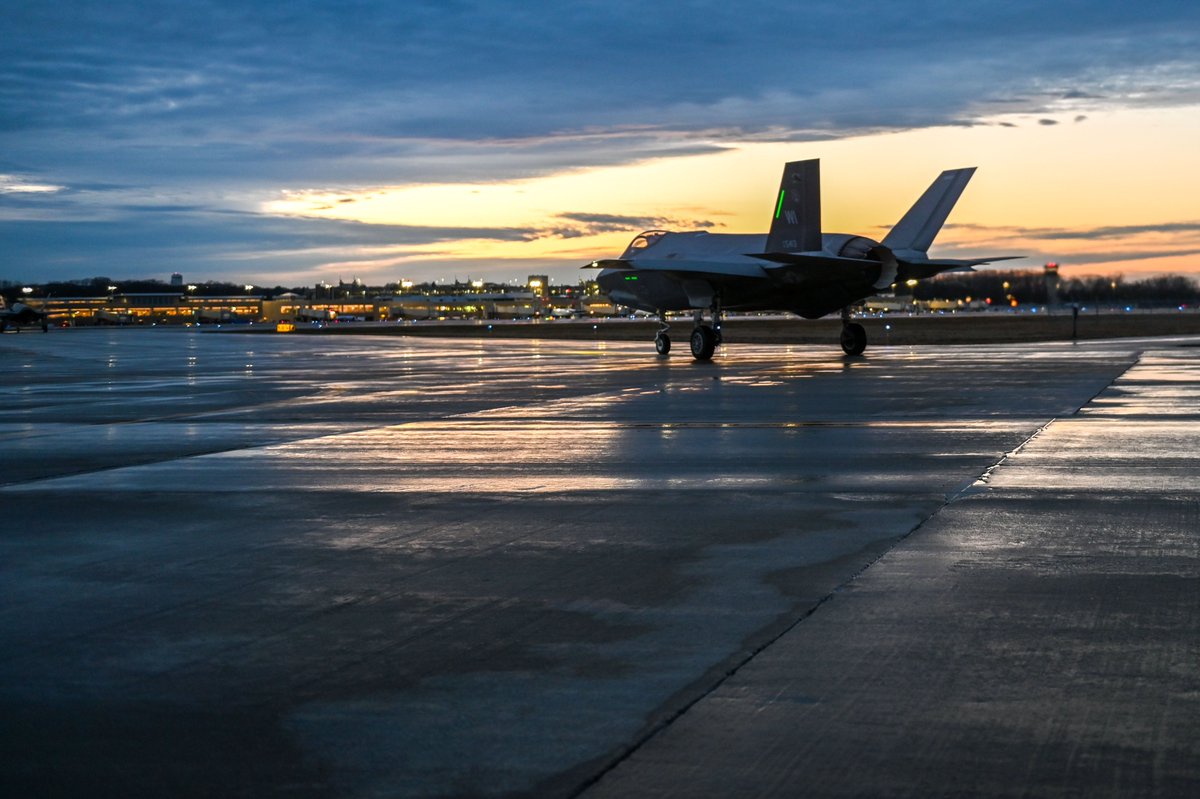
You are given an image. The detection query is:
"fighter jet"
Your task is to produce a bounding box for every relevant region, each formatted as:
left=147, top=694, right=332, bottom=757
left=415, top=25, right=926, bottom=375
left=590, top=159, right=1018, bottom=359
left=0, top=299, right=49, bottom=333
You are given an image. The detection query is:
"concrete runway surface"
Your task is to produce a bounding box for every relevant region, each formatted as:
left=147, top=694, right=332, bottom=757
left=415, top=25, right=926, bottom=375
left=1, top=329, right=1197, bottom=798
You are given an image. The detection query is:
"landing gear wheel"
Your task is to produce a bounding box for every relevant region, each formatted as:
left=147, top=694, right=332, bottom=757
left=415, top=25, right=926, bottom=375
left=655, top=333, right=671, bottom=355
left=840, top=322, right=867, bottom=356
left=690, top=325, right=717, bottom=360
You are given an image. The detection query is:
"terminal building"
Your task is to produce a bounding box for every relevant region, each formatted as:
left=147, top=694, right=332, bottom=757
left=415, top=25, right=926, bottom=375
left=26, top=285, right=616, bottom=326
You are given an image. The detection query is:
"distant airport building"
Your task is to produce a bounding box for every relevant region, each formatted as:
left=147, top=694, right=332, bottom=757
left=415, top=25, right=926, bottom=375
left=24, top=279, right=620, bottom=326
left=170, top=272, right=183, bottom=288
left=527, top=276, right=550, bottom=299
left=33, top=293, right=263, bottom=326
left=381, top=291, right=541, bottom=320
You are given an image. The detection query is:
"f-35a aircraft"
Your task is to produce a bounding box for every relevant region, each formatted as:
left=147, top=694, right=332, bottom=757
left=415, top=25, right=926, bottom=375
left=0, top=299, right=49, bottom=333
left=590, top=159, right=1018, bottom=359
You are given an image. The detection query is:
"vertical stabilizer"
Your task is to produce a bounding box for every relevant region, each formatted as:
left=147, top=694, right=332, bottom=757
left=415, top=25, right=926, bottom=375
left=765, top=159, right=821, bottom=253
left=882, top=167, right=975, bottom=254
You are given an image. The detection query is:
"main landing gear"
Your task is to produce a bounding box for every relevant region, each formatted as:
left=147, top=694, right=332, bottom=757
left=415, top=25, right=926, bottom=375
left=840, top=307, right=867, bottom=356
left=652, top=303, right=724, bottom=361
left=688, top=301, right=723, bottom=361
left=653, top=305, right=865, bottom=359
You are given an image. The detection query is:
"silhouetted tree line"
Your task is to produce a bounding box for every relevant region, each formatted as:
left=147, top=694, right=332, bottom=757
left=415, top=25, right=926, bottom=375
left=914, top=270, right=1200, bottom=307
left=5, top=277, right=303, bottom=301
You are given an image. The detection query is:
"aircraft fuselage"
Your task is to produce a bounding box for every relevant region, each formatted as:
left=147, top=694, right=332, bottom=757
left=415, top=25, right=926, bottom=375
left=597, top=231, right=886, bottom=319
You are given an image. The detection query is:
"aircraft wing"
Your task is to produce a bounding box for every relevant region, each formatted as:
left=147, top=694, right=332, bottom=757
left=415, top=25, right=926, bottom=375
left=592, top=251, right=888, bottom=288
left=747, top=251, right=892, bottom=284
left=584, top=259, right=633, bottom=270
left=586, top=258, right=769, bottom=281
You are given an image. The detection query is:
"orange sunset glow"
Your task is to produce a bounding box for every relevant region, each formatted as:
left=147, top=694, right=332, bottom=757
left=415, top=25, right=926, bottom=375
left=263, top=105, right=1199, bottom=284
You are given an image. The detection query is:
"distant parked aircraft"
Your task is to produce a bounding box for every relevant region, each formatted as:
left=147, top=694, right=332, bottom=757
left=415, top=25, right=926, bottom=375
left=590, top=159, right=1019, bottom=359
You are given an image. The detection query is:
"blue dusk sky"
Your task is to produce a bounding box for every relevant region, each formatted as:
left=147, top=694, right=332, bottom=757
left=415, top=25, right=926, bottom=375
left=3, top=1, right=1199, bottom=286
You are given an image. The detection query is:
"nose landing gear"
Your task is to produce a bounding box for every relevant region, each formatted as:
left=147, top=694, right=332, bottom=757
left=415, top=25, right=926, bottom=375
left=654, top=312, right=671, bottom=355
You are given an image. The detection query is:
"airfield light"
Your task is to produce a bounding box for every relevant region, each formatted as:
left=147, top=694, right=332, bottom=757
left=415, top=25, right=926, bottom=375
left=905, top=279, right=919, bottom=288
left=529, top=279, right=543, bottom=289
left=186, top=284, right=197, bottom=292
left=1010, top=298, right=1019, bottom=308
left=244, top=284, right=254, bottom=293
left=22, top=286, right=33, bottom=295
left=401, top=280, right=414, bottom=289
left=471, top=279, right=484, bottom=289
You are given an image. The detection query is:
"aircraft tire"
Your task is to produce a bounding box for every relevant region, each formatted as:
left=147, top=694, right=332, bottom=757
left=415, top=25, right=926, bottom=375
left=655, top=333, right=671, bottom=355
left=840, top=322, right=867, bottom=356
left=690, top=325, right=717, bottom=360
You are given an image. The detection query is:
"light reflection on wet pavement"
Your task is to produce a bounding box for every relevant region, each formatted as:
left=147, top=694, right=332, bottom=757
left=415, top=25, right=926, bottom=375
left=1, top=328, right=1197, bottom=797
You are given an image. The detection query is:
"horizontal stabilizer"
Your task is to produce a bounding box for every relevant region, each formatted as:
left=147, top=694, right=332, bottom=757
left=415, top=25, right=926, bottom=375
left=899, top=255, right=1023, bottom=279
left=917, top=255, right=1024, bottom=267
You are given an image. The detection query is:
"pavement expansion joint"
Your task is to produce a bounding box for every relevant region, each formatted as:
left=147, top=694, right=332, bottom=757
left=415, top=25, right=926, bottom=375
left=1067, top=352, right=1141, bottom=415
left=951, top=416, right=1060, bottom=500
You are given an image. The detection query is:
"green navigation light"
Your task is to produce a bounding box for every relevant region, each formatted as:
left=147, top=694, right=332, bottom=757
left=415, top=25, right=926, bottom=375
left=775, top=190, right=786, bottom=219
left=624, top=275, right=638, bottom=281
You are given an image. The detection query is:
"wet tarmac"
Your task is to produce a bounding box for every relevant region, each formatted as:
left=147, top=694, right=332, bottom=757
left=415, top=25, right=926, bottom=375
left=1, top=328, right=1197, bottom=797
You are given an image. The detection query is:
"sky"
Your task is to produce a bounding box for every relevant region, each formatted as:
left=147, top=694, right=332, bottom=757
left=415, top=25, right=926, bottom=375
left=2, top=1, right=1199, bottom=287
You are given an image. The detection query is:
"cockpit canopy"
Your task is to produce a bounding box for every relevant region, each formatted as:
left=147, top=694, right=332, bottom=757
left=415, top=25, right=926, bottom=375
left=619, top=230, right=667, bottom=259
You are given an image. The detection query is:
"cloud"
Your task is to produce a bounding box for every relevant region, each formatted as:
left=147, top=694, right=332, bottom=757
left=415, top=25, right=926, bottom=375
left=935, top=220, right=1200, bottom=273
left=0, top=174, right=63, bottom=193
left=8, top=3, right=1200, bottom=172
left=945, top=221, right=1200, bottom=240
left=544, top=212, right=720, bottom=238
left=0, top=203, right=549, bottom=281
